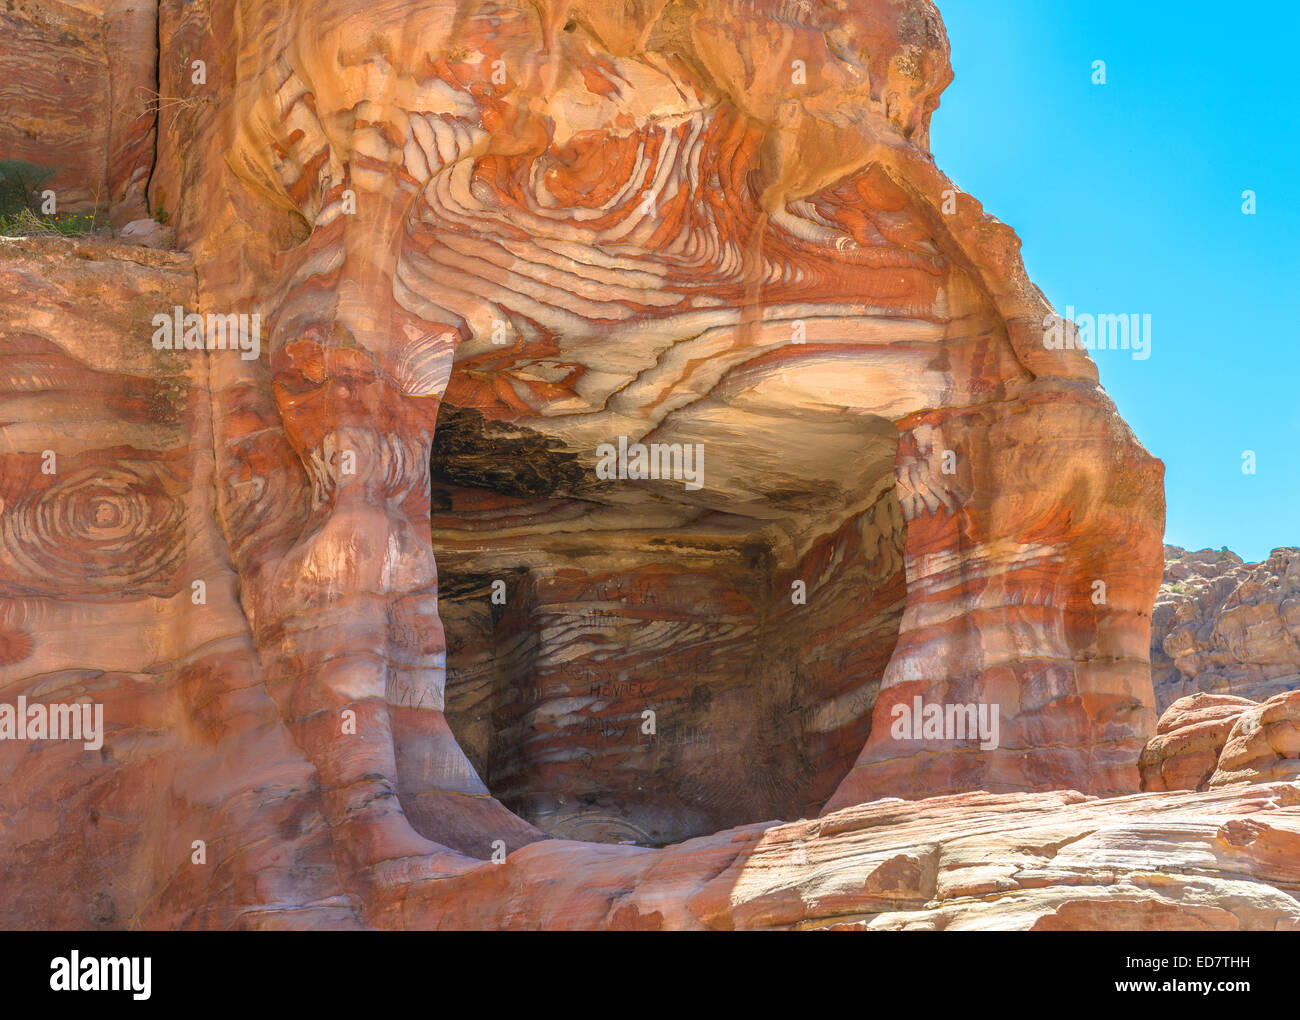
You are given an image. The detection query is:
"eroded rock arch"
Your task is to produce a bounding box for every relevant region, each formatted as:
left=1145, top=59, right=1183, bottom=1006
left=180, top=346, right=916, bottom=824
left=0, top=0, right=1178, bottom=929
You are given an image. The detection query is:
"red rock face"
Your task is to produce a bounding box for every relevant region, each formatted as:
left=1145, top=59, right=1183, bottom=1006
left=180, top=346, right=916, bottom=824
left=0, top=1, right=156, bottom=225
left=0, top=239, right=355, bottom=928
left=0, top=0, right=1209, bottom=930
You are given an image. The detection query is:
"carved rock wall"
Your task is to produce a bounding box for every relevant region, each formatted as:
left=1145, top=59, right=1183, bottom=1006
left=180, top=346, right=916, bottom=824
left=0, top=0, right=1211, bottom=930
left=0, top=239, right=356, bottom=928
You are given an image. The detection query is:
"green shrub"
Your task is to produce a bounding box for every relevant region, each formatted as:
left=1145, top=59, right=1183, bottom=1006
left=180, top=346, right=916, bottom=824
left=0, top=159, right=56, bottom=218
left=0, top=159, right=103, bottom=237
left=0, top=206, right=101, bottom=236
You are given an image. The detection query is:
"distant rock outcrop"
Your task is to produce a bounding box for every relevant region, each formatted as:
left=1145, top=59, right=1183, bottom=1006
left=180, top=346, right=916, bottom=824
left=1153, top=546, right=1300, bottom=712
left=1210, top=690, right=1300, bottom=788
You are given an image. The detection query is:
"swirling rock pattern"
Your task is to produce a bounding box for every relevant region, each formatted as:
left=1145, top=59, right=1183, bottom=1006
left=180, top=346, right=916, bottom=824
left=0, top=238, right=353, bottom=928
left=5, top=0, right=1279, bottom=932
left=148, top=0, right=1163, bottom=849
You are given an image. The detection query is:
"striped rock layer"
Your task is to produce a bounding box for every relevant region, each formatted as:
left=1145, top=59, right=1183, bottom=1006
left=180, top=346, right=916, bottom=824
left=0, top=0, right=1191, bottom=929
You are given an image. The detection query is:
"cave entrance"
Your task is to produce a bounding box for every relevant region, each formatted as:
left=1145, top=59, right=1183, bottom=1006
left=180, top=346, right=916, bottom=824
left=431, top=400, right=907, bottom=846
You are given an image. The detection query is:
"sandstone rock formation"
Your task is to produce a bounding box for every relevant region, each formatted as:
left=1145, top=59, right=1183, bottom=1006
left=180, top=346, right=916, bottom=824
left=0, top=237, right=358, bottom=928
left=6, top=0, right=1288, bottom=932
left=0, top=0, right=157, bottom=226
left=1139, top=692, right=1258, bottom=792
left=388, top=783, right=1300, bottom=931
left=1153, top=546, right=1300, bottom=713
left=1210, top=691, right=1300, bottom=789
left=176, top=0, right=1160, bottom=823
left=1141, top=690, right=1300, bottom=794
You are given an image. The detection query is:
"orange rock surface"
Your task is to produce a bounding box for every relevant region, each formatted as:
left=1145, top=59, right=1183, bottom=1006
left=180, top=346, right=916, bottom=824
left=1211, top=691, right=1300, bottom=788
left=1140, top=693, right=1258, bottom=792
left=0, top=1, right=156, bottom=225
left=1141, top=689, right=1300, bottom=794
left=5, top=0, right=1277, bottom=932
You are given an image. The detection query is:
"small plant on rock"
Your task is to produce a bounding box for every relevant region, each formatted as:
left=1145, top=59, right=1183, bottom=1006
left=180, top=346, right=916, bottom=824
left=0, top=159, right=103, bottom=237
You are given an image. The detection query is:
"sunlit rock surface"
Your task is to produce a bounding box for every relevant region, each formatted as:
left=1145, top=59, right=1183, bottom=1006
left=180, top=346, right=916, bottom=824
left=3, top=0, right=1275, bottom=932
left=1153, top=546, right=1300, bottom=713
left=1140, top=693, right=1259, bottom=793
left=384, top=784, right=1300, bottom=931
left=1141, top=689, right=1300, bottom=793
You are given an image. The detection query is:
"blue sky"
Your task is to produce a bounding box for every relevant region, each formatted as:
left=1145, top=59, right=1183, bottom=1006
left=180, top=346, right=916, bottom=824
left=929, top=0, right=1299, bottom=563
